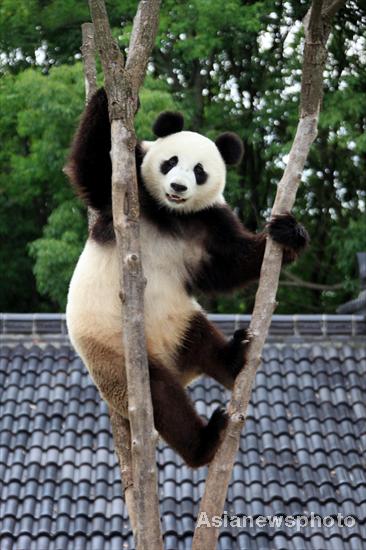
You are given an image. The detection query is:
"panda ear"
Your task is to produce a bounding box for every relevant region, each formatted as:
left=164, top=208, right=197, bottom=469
left=215, top=132, right=244, bottom=166
left=153, top=111, right=184, bottom=137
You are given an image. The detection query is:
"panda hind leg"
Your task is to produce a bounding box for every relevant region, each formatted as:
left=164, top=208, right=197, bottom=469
left=149, top=360, right=228, bottom=467
left=177, top=312, right=251, bottom=391
left=78, top=336, right=129, bottom=418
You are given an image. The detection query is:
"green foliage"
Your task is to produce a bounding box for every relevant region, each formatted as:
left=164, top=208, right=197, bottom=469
left=135, top=77, right=179, bottom=138
left=0, top=0, right=365, bottom=313
left=29, top=201, right=87, bottom=310
left=0, top=0, right=133, bottom=70
left=27, top=73, right=178, bottom=310
left=331, top=216, right=366, bottom=292
left=0, top=63, right=85, bottom=311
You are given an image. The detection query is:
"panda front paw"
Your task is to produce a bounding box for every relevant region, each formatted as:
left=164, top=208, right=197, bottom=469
left=224, top=328, right=252, bottom=380
left=233, top=327, right=253, bottom=344
left=268, top=213, right=309, bottom=254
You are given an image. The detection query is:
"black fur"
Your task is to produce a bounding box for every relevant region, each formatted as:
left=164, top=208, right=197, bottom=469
left=268, top=213, right=309, bottom=251
left=192, top=205, right=267, bottom=293
left=66, top=94, right=308, bottom=276
left=177, top=311, right=249, bottom=390
left=194, top=163, right=208, bottom=185
left=66, top=88, right=112, bottom=211
left=215, top=132, right=244, bottom=165
left=90, top=212, right=115, bottom=243
left=197, top=406, right=229, bottom=461
left=160, top=155, right=179, bottom=174
left=224, top=328, right=252, bottom=380
left=67, top=93, right=309, bottom=468
left=149, top=359, right=228, bottom=467
left=153, top=111, right=184, bottom=137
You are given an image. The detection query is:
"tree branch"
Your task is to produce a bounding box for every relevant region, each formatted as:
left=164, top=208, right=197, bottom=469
left=88, top=2, right=163, bottom=549
left=322, top=0, right=347, bottom=22
left=89, top=0, right=126, bottom=119
left=109, top=411, right=138, bottom=538
left=80, top=21, right=138, bottom=544
left=308, top=0, right=324, bottom=38
left=81, top=23, right=98, bottom=103
left=192, top=2, right=346, bottom=548
left=126, top=0, right=161, bottom=96
left=281, top=270, right=344, bottom=291
left=81, top=23, right=98, bottom=229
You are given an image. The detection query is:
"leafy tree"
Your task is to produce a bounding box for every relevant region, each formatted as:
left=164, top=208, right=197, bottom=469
left=152, top=0, right=366, bottom=313
left=0, top=0, right=136, bottom=71
left=29, top=200, right=87, bottom=309
left=0, top=63, right=85, bottom=310
left=0, top=0, right=365, bottom=313
left=29, top=75, right=178, bottom=310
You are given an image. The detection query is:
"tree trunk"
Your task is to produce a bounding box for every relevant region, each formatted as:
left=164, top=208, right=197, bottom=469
left=88, top=2, right=163, bottom=549
left=81, top=19, right=139, bottom=544
left=192, top=2, right=346, bottom=548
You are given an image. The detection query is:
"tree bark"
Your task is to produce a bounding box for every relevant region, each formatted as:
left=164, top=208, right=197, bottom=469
left=192, top=2, right=346, bottom=549
left=81, top=22, right=98, bottom=230
left=88, top=2, right=163, bottom=549
left=81, top=21, right=138, bottom=542
left=109, top=410, right=138, bottom=537
left=81, top=23, right=98, bottom=103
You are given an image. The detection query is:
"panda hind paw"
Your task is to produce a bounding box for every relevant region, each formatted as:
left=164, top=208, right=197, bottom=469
left=189, top=407, right=229, bottom=468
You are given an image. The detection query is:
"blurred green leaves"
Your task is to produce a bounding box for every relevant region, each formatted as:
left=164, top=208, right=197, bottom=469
left=0, top=0, right=365, bottom=313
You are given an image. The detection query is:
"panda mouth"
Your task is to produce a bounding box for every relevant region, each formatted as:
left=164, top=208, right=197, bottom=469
left=166, top=193, right=187, bottom=204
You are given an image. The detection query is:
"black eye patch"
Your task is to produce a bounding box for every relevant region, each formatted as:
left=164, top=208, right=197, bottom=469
left=194, top=163, right=207, bottom=185
left=160, top=156, right=178, bottom=175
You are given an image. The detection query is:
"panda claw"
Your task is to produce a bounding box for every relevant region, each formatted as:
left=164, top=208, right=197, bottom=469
left=244, top=329, right=254, bottom=342
left=233, top=328, right=247, bottom=342
left=233, top=328, right=253, bottom=344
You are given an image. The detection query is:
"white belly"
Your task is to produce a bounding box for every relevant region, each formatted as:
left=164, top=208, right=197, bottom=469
left=66, top=218, right=202, bottom=366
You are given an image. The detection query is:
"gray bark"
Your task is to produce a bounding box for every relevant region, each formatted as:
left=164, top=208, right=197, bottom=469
left=81, top=22, right=137, bottom=536
left=81, top=23, right=98, bottom=103
left=88, top=2, right=163, bottom=549
left=192, top=2, right=346, bottom=548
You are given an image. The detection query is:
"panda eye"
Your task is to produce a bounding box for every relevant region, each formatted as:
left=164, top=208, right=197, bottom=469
left=160, top=156, right=178, bottom=175
left=194, top=163, right=207, bottom=185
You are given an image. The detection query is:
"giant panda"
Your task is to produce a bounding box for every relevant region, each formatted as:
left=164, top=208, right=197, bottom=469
left=66, top=89, right=308, bottom=467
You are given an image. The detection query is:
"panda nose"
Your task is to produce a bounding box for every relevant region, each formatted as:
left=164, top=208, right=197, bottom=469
left=170, top=183, right=187, bottom=193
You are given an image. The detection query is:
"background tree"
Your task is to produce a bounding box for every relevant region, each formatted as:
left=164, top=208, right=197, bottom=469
left=0, top=0, right=365, bottom=314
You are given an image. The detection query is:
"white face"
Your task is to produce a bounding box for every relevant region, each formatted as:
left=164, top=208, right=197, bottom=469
left=141, top=131, right=226, bottom=213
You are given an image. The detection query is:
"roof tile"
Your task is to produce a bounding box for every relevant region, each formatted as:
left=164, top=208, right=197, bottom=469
left=1, top=337, right=366, bottom=548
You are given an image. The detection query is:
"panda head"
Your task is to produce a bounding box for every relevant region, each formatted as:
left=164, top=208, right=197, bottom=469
left=140, top=112, right=243, bottom=213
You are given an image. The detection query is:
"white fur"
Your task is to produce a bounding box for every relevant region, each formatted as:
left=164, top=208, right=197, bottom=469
left=67, top=129, right=227, bottom=394
left=67, top=217, right=205, bottom=376
left=141, top=131, right=226, bottom=213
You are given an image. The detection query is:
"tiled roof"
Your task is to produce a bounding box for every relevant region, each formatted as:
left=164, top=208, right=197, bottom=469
left=1, top=316, right=366, bottom=549
left=1, top=313, right=365, bottom=344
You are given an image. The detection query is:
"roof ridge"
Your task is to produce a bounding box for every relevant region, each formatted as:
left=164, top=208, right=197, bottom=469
left=0, top=313, right=365, bottom=342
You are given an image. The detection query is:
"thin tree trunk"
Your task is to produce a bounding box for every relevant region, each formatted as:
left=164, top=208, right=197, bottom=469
left=109, top=410, right=138, bottom=537
left=81, top=21, right=138, bottom=542
left=87, top=2, right=163, bottom=549
left=81, top=22, right=98, bottom=230
left=81, top=23, right=97, bottom=103
left=192, top=2, right=346, bottom=549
